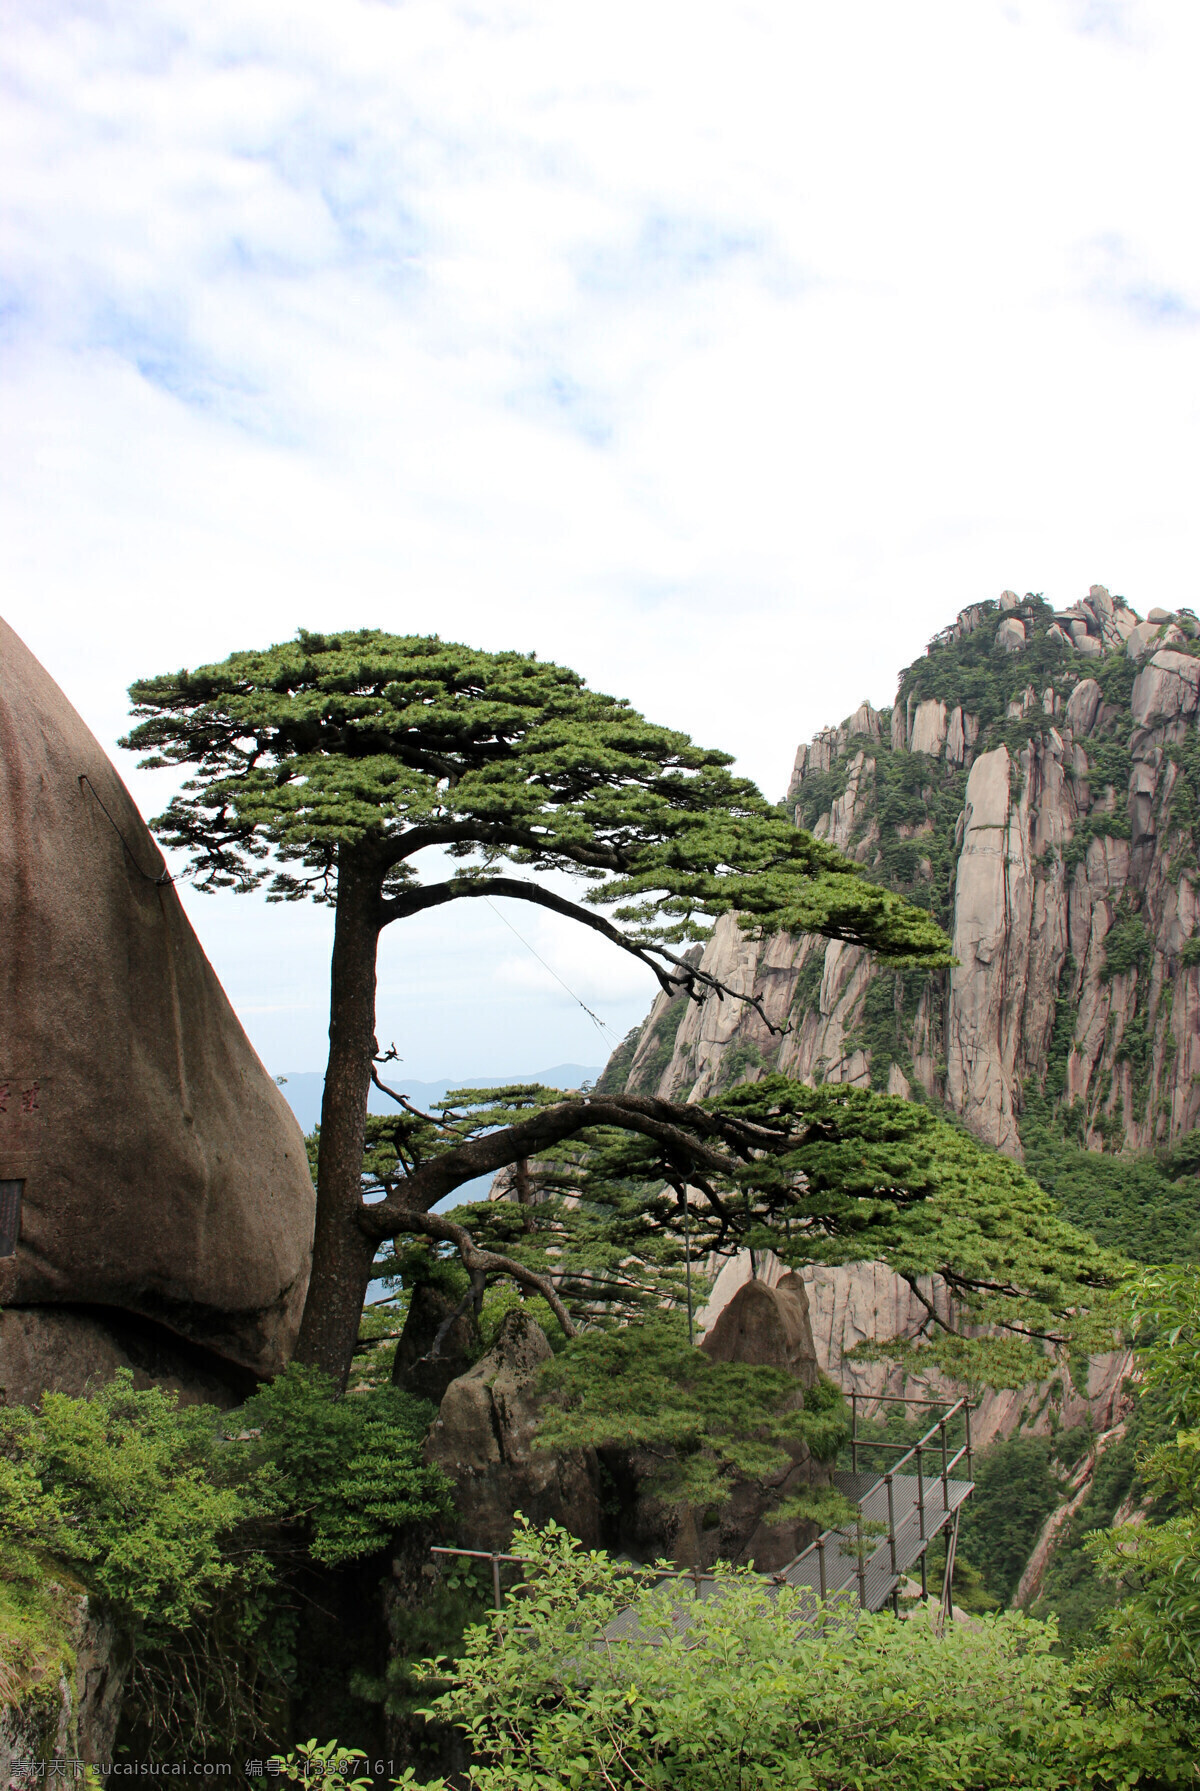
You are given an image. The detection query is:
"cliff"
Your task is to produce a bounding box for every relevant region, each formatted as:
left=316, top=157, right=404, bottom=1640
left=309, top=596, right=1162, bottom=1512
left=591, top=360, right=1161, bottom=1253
left=611, top=585, right=1200, bottom=1168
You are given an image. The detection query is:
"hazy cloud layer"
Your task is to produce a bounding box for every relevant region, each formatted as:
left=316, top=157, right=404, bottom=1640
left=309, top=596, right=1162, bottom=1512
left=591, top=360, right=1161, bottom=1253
left=2, top=0, right=1197, bottom=1073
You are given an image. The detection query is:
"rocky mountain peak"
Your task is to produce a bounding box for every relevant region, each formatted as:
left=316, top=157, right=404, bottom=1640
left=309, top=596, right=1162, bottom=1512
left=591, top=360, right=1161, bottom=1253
left=613, top=586, right=1200, bottom=1167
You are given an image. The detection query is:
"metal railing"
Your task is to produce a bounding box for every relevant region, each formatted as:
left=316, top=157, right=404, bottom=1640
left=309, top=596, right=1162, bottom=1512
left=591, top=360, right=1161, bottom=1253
left=781, top=1393, right=974, bottom=1612
left=431, top=1393, right=975, bottom=1618
left=429, top=1544, right=529, bottom=1610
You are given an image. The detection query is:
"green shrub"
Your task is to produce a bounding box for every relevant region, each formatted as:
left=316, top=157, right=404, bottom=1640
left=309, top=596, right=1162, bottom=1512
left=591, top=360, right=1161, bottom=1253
left=404, top=1522, right=1194, bottom=1789
left=236, top=1367, right=450, bottom=1567
left=1102, top=915, right=1152, bottom=982
left=0, top=1367, right=452, bottom=1756
left=0, top=1372, right=241, bottom=1640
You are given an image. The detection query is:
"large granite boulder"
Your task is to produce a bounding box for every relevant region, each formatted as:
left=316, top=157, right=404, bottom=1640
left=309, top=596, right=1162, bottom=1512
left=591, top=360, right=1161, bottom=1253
left=1131, top=648, right=1200, bottom=726
left=1125, top=619, right=1161, bottom=661
left=0, top=618, right=315, bottom=1393
left=0, top=1306, right=253, bottom=1409
left=908, top=699, right=948, bottom=758
left=701, top=1270, right=819, bottom=1386
left=424, top=1307, right=602, bottom=1551
left=1064, top=677, right=1102, bottom=735
left=611, top=1274, right=834, bottom=1574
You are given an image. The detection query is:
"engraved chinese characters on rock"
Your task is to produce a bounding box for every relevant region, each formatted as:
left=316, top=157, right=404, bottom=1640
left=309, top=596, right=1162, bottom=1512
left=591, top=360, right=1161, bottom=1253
left=0, top=1075, right=47, bottom=1142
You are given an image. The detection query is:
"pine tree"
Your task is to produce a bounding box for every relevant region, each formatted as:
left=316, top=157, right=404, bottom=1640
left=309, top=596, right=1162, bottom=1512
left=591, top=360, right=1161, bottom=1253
left=125, top=629, right=950, bottom=1384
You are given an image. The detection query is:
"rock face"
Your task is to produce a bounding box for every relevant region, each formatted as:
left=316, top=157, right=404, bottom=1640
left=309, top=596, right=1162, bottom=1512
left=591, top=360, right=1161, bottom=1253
left=620, top=586, right=1200, bottom=1157
left=0, top=1584, right=129, bottom=1776
left=795, top=1258, right=1131, bottom=1449
left=423, top=1308, right=602, bottom=1551
left=700, top=1272, right=818, bottom=1387
left=605, top=586, right=1184, bottom=1440
left=0, top=618, right=315, bottom=1394
left=0, top=1307, right=253, bottom=1409
left=1131, top=649, right=1200, bottom=726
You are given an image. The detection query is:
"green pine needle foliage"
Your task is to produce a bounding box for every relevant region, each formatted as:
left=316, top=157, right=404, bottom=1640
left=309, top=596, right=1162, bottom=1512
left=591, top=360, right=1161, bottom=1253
left=535, top=1314, right=848, bottom=1507
left=123, top=627, right=951, bottom=963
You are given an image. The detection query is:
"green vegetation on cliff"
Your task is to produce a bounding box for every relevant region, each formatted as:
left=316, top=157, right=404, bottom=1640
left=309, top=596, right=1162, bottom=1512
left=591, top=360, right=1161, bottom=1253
left=1020, top=1116, right=1200, bottom=1264
left=0, top=1368, right=450, bottom=1756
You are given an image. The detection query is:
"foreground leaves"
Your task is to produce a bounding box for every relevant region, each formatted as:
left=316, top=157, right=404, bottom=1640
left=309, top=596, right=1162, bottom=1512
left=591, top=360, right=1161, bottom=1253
left=407, top=1523, right=1195, bottom=1788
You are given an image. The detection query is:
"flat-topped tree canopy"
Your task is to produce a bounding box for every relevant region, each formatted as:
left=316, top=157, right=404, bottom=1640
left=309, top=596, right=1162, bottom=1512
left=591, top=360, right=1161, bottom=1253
left=124, top=628, right=951, bottom=1384
left=124, top=628, right=950, bottom=972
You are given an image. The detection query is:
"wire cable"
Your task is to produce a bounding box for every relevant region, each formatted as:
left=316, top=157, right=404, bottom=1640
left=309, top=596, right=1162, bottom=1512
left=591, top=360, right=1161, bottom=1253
left=483, top=896, right=621, bottom=1046
left=78, top=774, right=173, bottom=885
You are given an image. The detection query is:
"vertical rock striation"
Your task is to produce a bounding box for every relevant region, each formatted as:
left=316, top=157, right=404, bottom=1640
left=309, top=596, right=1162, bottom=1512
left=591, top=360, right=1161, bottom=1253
left=604, top=586, right=1189, bottom=1441
left=618, top=587, right=1200, bottom=1159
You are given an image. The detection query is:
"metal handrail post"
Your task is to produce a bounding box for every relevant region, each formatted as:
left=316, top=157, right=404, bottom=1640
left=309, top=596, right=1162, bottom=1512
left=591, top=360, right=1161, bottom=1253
left=818, top=1535, right=827, bottom=1600
left=851, top=1391, right=858, bottom=1474
left=941, top=1417, right=950, bottom=1513
left=856, top=1512, right=867, bottom=1609
left=938, top=1508, right=961, bottom=1634
left=885, top=1472, right=897, bottom=1577
left=965, top=1399, right=974, bottom=1483
left=915, top=1443, right=925, bottom=1539
left=491, top=1553, right=502, bottom=1611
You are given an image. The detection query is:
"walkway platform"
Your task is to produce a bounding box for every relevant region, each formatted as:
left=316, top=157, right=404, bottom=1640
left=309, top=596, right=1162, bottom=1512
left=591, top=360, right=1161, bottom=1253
left=602, top=1397, right=975, bottom=1644
left=431, top=1395, right=977, bottom=1644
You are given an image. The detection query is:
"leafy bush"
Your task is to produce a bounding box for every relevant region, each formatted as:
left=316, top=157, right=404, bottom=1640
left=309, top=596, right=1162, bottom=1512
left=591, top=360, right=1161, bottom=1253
left=402, top=1522, right=1194, bottom=1789
left=0, top=1367, right=452, bottom=1755
left=0, top=1373, right=242, bottom=1641
left=236, top=1367, right=450, bottom=1566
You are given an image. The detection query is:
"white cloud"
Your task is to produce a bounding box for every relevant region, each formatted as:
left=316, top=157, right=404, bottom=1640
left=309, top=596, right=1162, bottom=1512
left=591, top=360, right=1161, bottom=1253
left=3, top=0, right=1200, bottom=1074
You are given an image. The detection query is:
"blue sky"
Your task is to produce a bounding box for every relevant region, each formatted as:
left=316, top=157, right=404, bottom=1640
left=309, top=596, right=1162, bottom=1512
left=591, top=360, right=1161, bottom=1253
left=2, top=0, right=1199, bottom=1077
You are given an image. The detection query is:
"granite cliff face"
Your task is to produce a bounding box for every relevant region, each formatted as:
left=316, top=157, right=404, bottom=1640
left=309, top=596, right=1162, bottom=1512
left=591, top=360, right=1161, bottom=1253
left=601, top=585, right=1198, bottom=1441
left=614, top=585, right=1200, bottom=1160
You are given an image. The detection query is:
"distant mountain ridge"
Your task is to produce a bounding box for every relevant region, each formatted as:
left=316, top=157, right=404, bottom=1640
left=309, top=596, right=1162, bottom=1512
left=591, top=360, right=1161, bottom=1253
left=275, top=1064, right=603, bottom=1138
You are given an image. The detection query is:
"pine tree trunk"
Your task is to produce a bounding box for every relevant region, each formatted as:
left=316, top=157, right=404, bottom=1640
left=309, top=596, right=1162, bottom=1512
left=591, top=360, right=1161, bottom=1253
left=293, top=849, right=382, bottom=1387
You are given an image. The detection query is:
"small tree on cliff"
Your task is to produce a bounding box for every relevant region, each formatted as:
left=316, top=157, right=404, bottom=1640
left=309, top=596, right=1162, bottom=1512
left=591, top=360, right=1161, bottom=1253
left=125, top=629, right=948, bottom=1382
